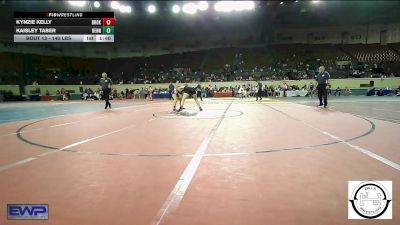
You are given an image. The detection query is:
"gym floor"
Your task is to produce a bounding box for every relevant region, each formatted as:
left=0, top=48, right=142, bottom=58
left=0, top=96, right=399, bottom=225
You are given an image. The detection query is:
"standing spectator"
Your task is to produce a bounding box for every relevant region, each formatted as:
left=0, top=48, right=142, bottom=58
left=264, top=84, right=268, bottom=97
left=233, top=86, right=239, bottom=97
left=168, top=82, right=174, bottom=100
left=309, top=82, right=315, bottom=98
left=148, top=86, right=153, bottom=101
left=252, top=85, right=258, bottom=97
left=99, top=72, right=112, bottom=109
left=143, top=88, right=148, bottom=99
left=246, top=85, right=251, bottom=97
left=201, top=86, right=206, bottom=98
left=196, top=84, right=203, bottom=101
left=283, top=82, right=288, bottom=97
left=60, top=88, right=67, bottom=101
left=209, top=85, right=214, bottom=97
left=256, top=82, right=263, bottom=101
left=238, top=85, right=245, bottom=99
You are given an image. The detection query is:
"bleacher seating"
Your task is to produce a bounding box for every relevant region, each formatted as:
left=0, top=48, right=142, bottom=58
left=202, top=48, right=236, bottom=72
left=170, top=51, right=204, bottom=69
left=304, top=44, right=352, bottom=66
left=238, top=47, right=272, bottom=70
left=1, top=43, right=400, bottom=85
left=267, top=44, right=353, bottom=69
left=340, top=44, right=399, bottom=64
left=0, top=52, right=23, bottom=84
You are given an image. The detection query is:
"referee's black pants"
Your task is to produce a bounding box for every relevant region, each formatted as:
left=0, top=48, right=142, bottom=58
left=102, top=88, right=111, bottom=109
left=317, top=84, right=328, bottom=106
left=197, top=91, right=203, bottom=101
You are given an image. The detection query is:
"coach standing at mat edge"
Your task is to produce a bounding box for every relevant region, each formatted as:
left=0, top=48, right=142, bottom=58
left=100, top=72, right=112, bottom=109
left=315, top=66, right=330, bottom=108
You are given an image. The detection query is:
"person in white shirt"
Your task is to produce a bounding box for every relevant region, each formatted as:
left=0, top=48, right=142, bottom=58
left=148, top=86, right=153, bottom=101
left=238, top=86, right=246, bottom=99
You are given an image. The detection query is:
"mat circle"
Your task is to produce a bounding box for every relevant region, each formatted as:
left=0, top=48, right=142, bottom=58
left=15, top=112, right=375, bottom=158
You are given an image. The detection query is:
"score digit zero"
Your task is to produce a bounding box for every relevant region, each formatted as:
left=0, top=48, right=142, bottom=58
left=103, top=26, right=114, bottom=34
left=102, top=18, right=115, bottom=26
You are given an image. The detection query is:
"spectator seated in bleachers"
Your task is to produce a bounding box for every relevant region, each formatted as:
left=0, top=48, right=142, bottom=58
left=238, top=85, right=247, bottom=99
left=327, top=85, right=332, bottom=96
left=133, top=89, right=141, bottom=99
left=274, top=86, right=281, bottom=97
left=93, top=90, right=100, bottom=100
left=113, top=89, right=118, bottom=99
left=344, top=87, right=352, bottom=96
left=82, top=89, right=89, bottom=100
left=367, top=87, right=395, bottom=96
left=334, top=87, right=342, bottom=96
left=60, top=88, right=69, bottom=101
left=82, top=88, right=98, bottom=100
left=119, top=91, right=125, bottom=99
left=367, top=88, right=376, bottom=96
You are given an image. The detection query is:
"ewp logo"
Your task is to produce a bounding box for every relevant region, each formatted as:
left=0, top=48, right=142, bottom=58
left=7, top=204, right=49, bottom=220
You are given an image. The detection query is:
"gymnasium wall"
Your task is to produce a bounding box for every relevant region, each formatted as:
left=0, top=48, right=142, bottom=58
left=18, top=78, right=400, bottom=96
left=270, top=23, right=400, bottom=45
left=0, top=85, right=20, bottom=95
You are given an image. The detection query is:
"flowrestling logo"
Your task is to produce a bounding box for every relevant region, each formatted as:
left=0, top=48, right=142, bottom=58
left=348, top=181, right=392, bottom=219
left=7, top=204, right=49, bottom=220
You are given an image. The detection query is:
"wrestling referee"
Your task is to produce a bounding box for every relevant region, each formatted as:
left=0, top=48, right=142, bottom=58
left=100, top=72, right=113, bottom=109
left=315, top=66, right=330, bottom=108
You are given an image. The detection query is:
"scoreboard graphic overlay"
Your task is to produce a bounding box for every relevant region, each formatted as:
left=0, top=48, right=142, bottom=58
left=14, top=12, right=115, bottom=43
